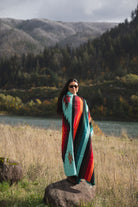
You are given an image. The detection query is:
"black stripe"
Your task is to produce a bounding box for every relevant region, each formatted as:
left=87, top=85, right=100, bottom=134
left=90, top=170, right=95, bottom=185
left=74, top=114, right=84, bottom=157
left=74, top=99, right=86, bottom=158
left=78, top=135, right=91, bottom=178
left=72, top=95, right=75, bottom=141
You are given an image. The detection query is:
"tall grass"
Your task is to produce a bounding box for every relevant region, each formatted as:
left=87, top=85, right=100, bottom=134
left=0, top=124, right=137, bottom=207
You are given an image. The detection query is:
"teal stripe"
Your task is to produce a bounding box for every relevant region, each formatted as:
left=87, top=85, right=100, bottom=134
left=76, top=115, right=90, bottom=173
left=64, top=131, right=77, bottom=176
left=62, top=92, right=77, bottom=176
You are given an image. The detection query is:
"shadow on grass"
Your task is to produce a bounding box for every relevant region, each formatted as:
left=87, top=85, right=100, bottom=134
left=0, top=199, right=47, bottom=207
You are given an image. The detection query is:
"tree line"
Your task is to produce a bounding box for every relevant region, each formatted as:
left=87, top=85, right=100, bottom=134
left=0, top=75, right=137, bottom=120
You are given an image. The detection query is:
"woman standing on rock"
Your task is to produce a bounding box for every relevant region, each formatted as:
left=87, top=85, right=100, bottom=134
left=57, top=78, right=95, bottom=185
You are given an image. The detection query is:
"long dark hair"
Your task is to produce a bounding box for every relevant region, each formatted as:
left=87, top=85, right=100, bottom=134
left=57, top=78, right=78, bottom=115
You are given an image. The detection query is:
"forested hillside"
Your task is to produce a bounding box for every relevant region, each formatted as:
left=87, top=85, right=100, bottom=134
left=0, top=6, right=138, bottom=121
left=0, top=18, right=116, bottom=58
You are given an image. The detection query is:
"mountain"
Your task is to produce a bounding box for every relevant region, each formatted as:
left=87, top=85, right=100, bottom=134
left=0, top=18, right=117, bottom=57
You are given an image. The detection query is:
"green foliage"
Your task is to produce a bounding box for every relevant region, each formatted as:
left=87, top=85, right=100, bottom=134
left=0, top=77, right=137, bottom=121
left=0, top=93, right=23, bottom=112
left=0, top=179, right=46, bottom=207
left=121, top=73, right=138, bottom=87
left=131, top=95, right=138, bottom=103
left=0, top=182, right=10, bottom=192
left=0, top=90, right=59, bottom=117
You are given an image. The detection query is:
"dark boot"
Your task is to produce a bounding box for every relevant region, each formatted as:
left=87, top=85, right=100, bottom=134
left=67, top=176, right=77, bottom=184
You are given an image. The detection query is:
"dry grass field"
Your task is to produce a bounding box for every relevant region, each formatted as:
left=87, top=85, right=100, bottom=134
left=0, top=123, right=137, bottom=207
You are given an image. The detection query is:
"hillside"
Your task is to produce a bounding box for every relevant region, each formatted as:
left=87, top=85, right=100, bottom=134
left=0, top=18, right=117, bottom=57
left=0, top=6, right=138, bottom=121
left=0, top=76, right=137, bottom=121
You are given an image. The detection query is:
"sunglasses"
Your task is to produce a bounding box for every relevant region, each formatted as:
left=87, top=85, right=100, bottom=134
left=69, top=85, right=78, bottom=88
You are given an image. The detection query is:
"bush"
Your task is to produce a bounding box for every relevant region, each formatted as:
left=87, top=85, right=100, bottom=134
left=121, top=73, right=138, bottom=87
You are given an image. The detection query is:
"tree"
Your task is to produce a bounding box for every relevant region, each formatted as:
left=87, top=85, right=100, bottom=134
left=131, top=4, right=138, bottom=23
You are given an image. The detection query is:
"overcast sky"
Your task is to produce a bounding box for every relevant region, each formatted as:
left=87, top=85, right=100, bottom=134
left=0, top=0, right=137, bottom=22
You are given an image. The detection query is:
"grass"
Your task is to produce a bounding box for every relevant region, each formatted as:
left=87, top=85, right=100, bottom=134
left=0, top=124, right=137, bottom=207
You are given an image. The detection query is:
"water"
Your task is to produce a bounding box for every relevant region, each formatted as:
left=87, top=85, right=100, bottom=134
left=0, top=115, right=137, bottom=138
left=0, top=115, right=62, bottom=130
left=96, top=120, right=138, bottom=138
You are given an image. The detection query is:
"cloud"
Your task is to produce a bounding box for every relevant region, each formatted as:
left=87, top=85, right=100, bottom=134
left=0, top=0, right=137, bottom=22
left=0, top=0, right=42, bottom=19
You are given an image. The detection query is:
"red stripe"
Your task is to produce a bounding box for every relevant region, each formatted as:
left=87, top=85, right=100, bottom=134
left=88, top=110, right=92, bottom=123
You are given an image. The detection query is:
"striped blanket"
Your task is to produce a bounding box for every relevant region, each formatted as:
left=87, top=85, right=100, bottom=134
left=62, top=91, right=95, bottom=185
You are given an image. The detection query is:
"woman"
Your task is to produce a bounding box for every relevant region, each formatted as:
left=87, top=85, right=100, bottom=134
left=57, top=78, right=95, bottom=185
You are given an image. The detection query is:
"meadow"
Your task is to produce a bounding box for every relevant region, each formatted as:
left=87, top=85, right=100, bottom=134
left=0, top=124, right=137, bottom=207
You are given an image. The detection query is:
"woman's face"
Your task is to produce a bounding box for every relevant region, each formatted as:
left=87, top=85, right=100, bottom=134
left=68, top=81, right=79, bottom=95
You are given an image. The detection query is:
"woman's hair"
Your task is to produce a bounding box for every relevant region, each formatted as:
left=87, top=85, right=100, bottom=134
left=57, top=78, right=78, bottom=115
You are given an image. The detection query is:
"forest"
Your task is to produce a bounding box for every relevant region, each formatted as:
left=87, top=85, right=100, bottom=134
left=0, top=6, right=138, bottom=121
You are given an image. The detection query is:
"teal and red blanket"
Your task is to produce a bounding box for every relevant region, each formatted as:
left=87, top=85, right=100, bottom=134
left=62, top=91, right=95, bottom=185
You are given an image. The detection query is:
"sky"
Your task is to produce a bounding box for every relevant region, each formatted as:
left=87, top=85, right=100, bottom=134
left=0, top=0, right=137, bottom=22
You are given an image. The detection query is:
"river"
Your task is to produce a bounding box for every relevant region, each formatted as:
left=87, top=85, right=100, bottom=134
left=0, top=115, right=137, bottom=138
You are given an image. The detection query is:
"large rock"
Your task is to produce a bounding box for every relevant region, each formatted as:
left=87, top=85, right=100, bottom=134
left=44, top=179, right=96, bottom=207
left=0, top=157, right=23, bottom=185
